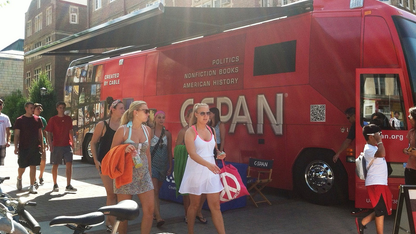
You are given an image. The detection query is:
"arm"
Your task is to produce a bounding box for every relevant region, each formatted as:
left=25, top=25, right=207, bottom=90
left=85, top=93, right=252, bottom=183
left=333, top=138, right=352, bottom=163
left=38, top=128, right=44, bottom=153
left=14, top=129, right=20, bottom=155
left=69, top=129, right=74, bottom=150
left=91, top=121, right=105, bottom=169
left=146, top=126, right=153, bottom=175
left=166, top=130, right=173, bottom=174
left=47, top=131, right=53, bottom=152
left=219, top=122, right=226, bottom=152
left=374, top=134, right=385, bottom=158
left=175, top=128, right=185, bottom=146
left=185, top=127, right=221, bottom=174
left=5, top=127, right=10, bottom=147
left=42, top=130, right=48, bottom=150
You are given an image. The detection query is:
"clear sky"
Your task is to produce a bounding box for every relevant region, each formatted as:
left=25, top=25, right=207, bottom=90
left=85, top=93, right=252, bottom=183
left=0, top=0, right=32, bottom=50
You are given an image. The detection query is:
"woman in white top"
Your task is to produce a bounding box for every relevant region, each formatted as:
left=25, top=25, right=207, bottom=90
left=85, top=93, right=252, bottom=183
left=179, top=103, right=226, bottom=234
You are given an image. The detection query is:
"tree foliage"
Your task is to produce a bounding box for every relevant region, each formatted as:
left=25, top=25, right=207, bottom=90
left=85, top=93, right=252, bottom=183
left=2, top=90, right=27, bottom=127
left=28, top=73, right=57, bottom=122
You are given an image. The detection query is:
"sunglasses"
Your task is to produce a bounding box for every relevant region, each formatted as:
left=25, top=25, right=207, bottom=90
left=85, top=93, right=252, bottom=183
left=139, top=109, right=150, bottom=114
left=198, top=111, right=211, bottom=116
left=367, top=131, right=382, bottom=136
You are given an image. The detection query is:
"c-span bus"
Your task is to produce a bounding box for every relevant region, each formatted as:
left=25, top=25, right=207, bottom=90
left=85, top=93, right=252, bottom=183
left=61, top=0, right=416, bottom=208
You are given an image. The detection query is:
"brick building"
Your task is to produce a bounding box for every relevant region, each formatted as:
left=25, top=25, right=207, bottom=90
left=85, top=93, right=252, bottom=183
left=87, top=0, right=299, bottom=27
left=24, top=0, right=88, bottom=99
left=0, top=40, right=24, bottom=99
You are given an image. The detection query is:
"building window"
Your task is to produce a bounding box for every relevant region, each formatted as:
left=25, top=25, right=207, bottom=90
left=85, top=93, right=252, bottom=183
left=413, top=0, right=416, bottom=12
left=46, top=7, right=52, bottom=26
left=70, top=6, right=79, bottom=24
left=399, top=0, right=403, bottom=6
left=26, top=20, right=32, bottom=37
left=45, top=36, right=51, bottom=45
left=37, top=0, right=41, bottom=8
left=407, top=0, right=410, bottom=9
left=34, top=68, right=41, bottom=81
left=282, top=0, right=288, bottom=5
left=34, top=13, right=42, bottom=33
left=45, top=64, right=51, bottom=81
left=110, top=0, right=116, bottom=2
left=26, top=72, right=31, bottom=89
left=95, top=0, right=102, bottom=10
left=262, top=0, right=271, bottom=7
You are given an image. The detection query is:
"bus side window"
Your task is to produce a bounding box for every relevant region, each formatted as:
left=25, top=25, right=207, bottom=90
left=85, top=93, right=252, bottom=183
left=360, top=74, right=406, bottom=130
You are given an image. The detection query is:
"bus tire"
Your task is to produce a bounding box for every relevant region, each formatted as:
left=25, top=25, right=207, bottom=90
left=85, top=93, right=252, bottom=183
left=82, top=133, right=94, bottom=164
left=293, top=148, right=348, bottom=206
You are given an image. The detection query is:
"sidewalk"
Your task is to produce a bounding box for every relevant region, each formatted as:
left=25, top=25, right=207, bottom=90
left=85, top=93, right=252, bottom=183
left=0, top=145, right=396, bottom=234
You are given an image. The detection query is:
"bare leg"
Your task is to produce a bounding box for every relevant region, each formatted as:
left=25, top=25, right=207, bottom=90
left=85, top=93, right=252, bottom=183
left=183, top=195, right=190, bottom=217
left=29, top=166, right=36, bottom=185
left=52, top=164, right=59, bottom=185
left=197, top=194, right=207, bottom=222
left=152, top=178, right=164, bottom=222
left=116, top=194, right=133, bottom=234
left=207, top=193, right=225, bottom=234
left=187, top=194, right=201, bottom=234
left=65, top=162, right=72, bottom=186
left=100, top=174, right=117, bottom=227
left=138, top=190, right=155, bottom=234
left=375, top=215, right=384, bottom=234
left=17, top=168, right=25, bottom=180
left=39, top=158, right=46, bottom=180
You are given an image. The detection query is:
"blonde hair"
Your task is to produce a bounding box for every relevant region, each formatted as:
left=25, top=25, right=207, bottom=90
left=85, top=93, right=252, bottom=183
left=189, top=103, right=209, bottom=126
left=121, top=101, right=147, bottom=125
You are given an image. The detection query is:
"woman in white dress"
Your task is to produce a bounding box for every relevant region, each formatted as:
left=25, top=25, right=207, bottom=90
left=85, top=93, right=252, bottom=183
left=179, top=103, right=226, bottom=234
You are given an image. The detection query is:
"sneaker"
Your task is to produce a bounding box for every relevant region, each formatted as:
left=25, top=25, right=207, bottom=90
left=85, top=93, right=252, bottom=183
left=355, top=217, right=366, bottom=234
left=65, top=185, right=77, bottom=192
left=29, top=185, right=37, bottom=194
left=39, top=177, right=44, bottom=185
left=53, top=184, right=59, bottom=192
left=34, top=181, right=39, bottom=189
left=16, top=177, right=22, bottom=191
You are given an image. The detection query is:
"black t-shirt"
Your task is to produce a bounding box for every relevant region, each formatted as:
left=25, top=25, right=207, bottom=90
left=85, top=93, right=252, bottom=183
left=347, top=123, right=355, bottom=140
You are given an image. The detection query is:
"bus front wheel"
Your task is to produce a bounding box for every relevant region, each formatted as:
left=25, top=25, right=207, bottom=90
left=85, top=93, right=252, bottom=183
left=82, top=133, right=95, bottom=164
left=293, top=149, right=348, bottom=206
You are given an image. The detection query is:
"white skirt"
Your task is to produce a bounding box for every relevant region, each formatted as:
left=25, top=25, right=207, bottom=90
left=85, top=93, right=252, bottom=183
left=179, top=154, right=223, bottom=195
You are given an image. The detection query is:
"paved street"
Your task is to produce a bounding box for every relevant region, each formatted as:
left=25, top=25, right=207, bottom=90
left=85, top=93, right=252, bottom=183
left=0, top=145, right=397, bottom=233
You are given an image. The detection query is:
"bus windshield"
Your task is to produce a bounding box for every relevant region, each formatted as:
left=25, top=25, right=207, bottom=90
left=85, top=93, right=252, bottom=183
left=394, top=16, right=416, bottom=103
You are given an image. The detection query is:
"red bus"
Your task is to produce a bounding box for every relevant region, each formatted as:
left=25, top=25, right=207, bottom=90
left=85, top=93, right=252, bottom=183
left=61, top=0, right=416, bottom=208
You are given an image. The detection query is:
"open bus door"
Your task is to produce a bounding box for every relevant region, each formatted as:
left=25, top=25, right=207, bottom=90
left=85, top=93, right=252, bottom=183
left=355, top=68, right=409, bottom=209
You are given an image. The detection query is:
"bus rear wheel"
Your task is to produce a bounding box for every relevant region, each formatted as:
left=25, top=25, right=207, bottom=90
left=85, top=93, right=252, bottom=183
left=82, top=133, right=94, bottom=164
left=293, top=149, right=348, bottom=206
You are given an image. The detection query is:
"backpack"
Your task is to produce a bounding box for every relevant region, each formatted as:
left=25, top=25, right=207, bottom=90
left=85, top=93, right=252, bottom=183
left=355, top=152, right=374, bottom=180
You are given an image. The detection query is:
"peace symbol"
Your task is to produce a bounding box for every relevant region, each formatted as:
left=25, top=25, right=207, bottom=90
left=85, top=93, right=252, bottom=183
left=220, top=172, right=241, bottom=202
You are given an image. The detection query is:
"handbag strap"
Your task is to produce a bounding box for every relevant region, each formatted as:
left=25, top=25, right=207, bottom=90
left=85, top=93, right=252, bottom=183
left=221, top=159, right=227, bottom=173
left=151, top=127, right=165, bottom=157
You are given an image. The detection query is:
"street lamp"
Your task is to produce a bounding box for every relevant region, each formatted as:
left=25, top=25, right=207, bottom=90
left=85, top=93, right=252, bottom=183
left=40, top=87, right=47, bottom=97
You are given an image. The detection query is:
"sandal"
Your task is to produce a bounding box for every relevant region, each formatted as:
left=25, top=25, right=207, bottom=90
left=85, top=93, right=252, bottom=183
left=196, top=216, right=207, bottom=224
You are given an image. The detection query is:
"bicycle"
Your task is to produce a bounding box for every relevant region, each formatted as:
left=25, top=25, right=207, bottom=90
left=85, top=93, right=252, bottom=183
left=0, top=177, right=41, bottom=234
left=50, top=199, right=140, bottom=234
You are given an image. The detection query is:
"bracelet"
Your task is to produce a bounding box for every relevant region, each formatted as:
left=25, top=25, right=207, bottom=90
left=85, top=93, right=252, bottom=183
left=377, top=142, right=383, bottom=145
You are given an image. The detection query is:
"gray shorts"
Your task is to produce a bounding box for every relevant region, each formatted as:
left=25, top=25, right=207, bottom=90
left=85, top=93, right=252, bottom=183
left=0, top=145, right=6, bottom=166
left=51, top=146, right=73, bottom=165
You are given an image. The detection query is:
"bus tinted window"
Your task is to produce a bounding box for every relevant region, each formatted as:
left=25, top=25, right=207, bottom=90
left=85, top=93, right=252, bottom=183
left=393, top=16, right=416, bottom=104
left=253, top=40, right=296, bottom=76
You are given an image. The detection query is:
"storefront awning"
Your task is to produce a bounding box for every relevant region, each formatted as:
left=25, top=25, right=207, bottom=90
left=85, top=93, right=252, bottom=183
left=25, top=0, right=313, bottom=58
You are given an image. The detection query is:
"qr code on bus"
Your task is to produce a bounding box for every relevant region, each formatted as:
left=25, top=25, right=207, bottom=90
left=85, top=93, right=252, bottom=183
left=310, top=105, right=326, bottom=122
